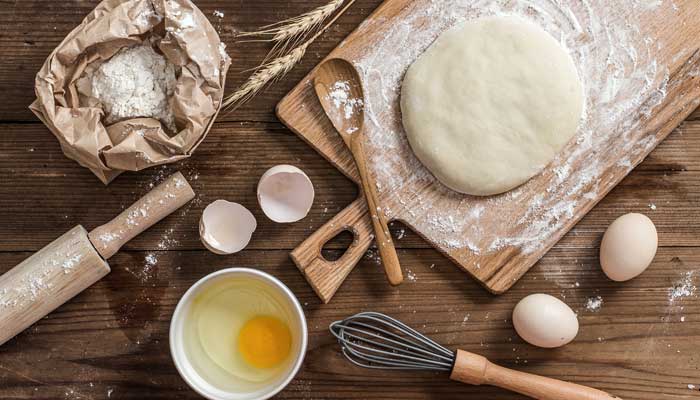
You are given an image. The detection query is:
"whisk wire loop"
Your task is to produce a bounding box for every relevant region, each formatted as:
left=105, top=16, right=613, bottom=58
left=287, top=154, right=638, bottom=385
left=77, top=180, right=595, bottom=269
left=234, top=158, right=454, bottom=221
left=329, top=312, right=456, bottom=372
left=341, top=347, right=451, bottom=371
left=332, top=324, right=453, bottom=363
left=344, top=312, right=453, bottom=357
left=341, top=319, right=453, bottom=359
left=337, top=330, right=454, bottom=369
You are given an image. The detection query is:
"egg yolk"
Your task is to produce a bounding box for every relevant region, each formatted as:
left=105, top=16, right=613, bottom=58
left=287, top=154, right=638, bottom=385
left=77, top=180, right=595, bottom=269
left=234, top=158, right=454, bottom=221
left=238, top=316, right=291, bottom=369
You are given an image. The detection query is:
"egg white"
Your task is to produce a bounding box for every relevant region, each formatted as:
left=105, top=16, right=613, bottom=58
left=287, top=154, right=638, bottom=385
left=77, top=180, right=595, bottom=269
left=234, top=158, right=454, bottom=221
left=189, top=279, right=294, bottom=383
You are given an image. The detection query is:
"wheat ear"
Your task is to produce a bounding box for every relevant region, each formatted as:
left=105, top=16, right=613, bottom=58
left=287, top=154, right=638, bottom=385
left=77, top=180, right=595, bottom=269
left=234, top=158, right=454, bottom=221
left=222, top=44, right=308, bottom=109
left=239, top=0, right=344, bottom=45
left=223, top=0, right=356, bottom=110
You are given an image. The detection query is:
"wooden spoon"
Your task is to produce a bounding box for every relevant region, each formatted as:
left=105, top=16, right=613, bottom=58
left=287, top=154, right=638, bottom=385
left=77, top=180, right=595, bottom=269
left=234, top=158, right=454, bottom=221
left=314, top=58, right=403, bottom=286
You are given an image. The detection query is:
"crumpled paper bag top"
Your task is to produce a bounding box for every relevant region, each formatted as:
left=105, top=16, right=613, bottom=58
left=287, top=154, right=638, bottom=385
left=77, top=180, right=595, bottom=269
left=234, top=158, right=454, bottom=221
left=30, top=0, right=231, bottom=184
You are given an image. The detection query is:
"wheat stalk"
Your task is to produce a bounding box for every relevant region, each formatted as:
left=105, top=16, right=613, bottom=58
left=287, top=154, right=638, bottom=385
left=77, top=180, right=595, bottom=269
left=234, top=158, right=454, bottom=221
left=239, top=0, right=344, bottom=50
left=222, top=44, right=308, bottom=109
left=223, top=0, right=356, bottom=111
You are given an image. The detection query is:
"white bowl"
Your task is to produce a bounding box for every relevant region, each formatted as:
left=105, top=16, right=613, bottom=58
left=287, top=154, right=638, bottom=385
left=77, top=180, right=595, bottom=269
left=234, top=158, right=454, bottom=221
left=170, top=268, right=308, bottom=400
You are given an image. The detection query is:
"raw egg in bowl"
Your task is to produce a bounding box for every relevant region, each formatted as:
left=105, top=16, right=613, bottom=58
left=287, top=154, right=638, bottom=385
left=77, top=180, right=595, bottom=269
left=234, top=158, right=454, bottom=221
left=170, top=268, right=307, bottom=400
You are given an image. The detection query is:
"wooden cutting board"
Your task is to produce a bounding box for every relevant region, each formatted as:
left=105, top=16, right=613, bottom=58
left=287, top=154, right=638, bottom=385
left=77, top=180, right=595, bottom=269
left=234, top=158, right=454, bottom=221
left=277, top=0, right=700, bottom=303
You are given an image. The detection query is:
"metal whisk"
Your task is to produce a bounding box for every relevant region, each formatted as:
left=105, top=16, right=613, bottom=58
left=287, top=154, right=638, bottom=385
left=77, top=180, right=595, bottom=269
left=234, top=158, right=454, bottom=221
left=330, top=312, right=619, bottom=400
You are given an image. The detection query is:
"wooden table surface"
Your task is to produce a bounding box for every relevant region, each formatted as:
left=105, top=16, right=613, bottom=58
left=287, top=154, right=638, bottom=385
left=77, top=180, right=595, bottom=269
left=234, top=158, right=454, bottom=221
left=1, top=1, right=699, bottom=399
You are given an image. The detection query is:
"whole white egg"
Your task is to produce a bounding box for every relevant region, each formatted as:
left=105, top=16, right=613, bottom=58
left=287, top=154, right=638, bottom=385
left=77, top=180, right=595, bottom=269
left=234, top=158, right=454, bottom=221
left=512, top=294, right=579, bottom=348
left=600, top=213, right=658, bottom=282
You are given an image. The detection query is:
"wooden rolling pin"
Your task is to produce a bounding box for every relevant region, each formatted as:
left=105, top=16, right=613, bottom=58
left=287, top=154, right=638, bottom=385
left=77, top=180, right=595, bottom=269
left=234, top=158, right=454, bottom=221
left=0, top=172, right=195, bottom=346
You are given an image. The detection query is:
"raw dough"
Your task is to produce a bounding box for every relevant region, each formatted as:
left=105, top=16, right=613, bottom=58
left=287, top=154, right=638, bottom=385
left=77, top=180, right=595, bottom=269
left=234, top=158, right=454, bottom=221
left=401, top=16, right=584, bottom=196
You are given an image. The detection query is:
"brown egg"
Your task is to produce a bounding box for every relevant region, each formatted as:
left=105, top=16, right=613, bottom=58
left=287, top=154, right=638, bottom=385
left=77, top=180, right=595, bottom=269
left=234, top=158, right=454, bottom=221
left=600, top=213, right=658, bottom=282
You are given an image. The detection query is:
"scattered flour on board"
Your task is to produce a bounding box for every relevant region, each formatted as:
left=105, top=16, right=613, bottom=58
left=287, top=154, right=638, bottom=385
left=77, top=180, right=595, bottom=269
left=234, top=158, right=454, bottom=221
left=406, top=269, right=417, bottom=282
left=145, top=253, right=158, bottom=267
left=158, top=227, right=180, bottom=250
left=668, top=271, right=697, bottom=303
left=363, top=249, right=381, bottom=265
left=585, top=295, right=604, bottom=312
left=129, top=253, right=159, bottom=283
left=396, top=228, right=406, bottom=240
left=324, top=0, right=692, bottom=260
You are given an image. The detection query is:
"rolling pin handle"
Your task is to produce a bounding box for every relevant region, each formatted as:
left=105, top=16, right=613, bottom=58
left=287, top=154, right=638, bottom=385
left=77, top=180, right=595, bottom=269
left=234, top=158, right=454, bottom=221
left=88, top=172, right=195, bottom=259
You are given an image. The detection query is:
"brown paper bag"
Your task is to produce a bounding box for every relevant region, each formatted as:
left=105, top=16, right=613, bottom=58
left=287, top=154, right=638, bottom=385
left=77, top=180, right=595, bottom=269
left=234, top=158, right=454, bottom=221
left=30, top=0, right=231, bottom=184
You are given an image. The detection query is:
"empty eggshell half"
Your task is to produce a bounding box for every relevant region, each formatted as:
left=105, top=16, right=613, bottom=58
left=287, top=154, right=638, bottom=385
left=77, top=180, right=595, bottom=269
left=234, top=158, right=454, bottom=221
left=200, top=200, right=257, bottom=255
left=258, top=165, right=315, bottom=223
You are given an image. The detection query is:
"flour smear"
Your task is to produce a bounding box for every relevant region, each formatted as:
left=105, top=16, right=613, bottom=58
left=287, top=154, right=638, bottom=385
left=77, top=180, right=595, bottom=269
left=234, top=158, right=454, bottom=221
left=337, top=0, right=695, bottom=263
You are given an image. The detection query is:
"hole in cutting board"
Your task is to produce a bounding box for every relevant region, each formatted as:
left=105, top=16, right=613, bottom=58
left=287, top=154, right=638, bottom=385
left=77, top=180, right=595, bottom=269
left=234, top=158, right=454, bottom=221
left=321, top=230, right=354, bottom=262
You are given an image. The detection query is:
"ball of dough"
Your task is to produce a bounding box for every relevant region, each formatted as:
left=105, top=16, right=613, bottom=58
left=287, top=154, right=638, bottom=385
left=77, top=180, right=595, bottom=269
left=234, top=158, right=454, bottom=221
left=401, top=16, right=584, bottom=196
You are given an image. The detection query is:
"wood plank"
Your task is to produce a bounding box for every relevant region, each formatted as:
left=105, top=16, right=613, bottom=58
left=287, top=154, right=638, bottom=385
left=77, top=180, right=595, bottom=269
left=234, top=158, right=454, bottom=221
left=1, top=1, right=699, bottom=399
left=689, top=107, right=700, bottom=120
left=0, top=0, right=381, bottom=122
left=0, top=247, right=697, bottom=399
left=0, top=121, right=699, bottom=253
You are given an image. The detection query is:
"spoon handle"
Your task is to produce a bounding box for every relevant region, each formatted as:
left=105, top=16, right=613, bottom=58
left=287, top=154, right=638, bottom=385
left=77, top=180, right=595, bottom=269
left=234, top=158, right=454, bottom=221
left=351, top=136, right=403, bottom=285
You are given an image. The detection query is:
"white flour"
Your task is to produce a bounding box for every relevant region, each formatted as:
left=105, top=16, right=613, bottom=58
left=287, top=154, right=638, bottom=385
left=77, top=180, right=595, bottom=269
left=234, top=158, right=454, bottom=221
left=0, top=232, right=86, bottom=309
left=668, top=271, right=697, bottom=303
left=325, top=80, right=365, bottom=134
left=91, top=44, right=177, bottom=131
left=328, top=81, right=364, bottom=120
left=333, top=0, right=694, bottom=260
left=585, top=295, right=604, bottom=312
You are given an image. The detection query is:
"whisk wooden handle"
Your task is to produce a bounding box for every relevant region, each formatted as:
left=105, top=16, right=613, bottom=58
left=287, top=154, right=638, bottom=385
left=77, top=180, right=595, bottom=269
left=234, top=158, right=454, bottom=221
left=451, top=350, right=620, bottom=400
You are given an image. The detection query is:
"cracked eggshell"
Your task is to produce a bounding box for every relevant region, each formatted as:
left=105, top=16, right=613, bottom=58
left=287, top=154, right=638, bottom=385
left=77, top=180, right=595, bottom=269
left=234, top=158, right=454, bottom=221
left=257, top=165, right=315, bottom=223
left=199, top=200, right=257, bottom=255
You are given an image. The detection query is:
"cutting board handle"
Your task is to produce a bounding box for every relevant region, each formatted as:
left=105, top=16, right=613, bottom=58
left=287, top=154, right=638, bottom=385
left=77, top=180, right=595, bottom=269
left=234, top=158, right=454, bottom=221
left=89, top=172, right=195, bottom=259
left=290, top=198, right=373, bottom=303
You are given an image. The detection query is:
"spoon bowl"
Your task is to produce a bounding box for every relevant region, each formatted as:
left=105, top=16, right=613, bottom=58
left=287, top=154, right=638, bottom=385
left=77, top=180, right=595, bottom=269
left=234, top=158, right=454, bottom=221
left=314, top=58, right=366, bottom=139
